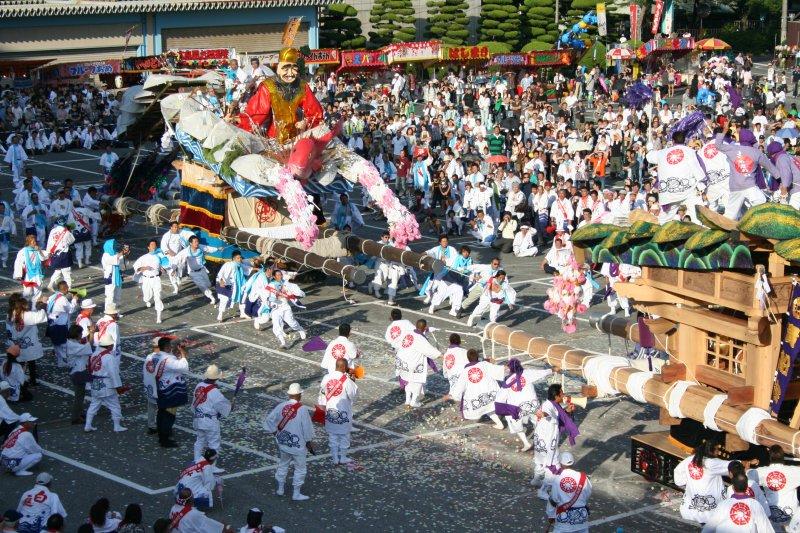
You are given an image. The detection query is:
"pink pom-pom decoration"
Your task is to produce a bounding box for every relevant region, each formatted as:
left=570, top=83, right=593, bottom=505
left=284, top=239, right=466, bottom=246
left=275, top=167, right=319, bottom=249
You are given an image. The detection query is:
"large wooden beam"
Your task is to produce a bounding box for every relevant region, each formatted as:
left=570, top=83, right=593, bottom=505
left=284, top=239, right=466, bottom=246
left=321, top=228, right=444, bottom=273
left=220, top=226, right=367, bottom=285
left=484, top=323, right=800, bottom=457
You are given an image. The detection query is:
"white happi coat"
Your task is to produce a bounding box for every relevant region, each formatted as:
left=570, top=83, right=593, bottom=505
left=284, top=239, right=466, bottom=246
left=533, top=399, right=562, bottom=468
left=17, top=485, right=67, bottom=531
left=450, top=360, right=505, bottom=420
left=549, top=468, right=592, bottom=533
left=701, top=495, right=775, bottom=533
left=263, top=399, right=314, bottom=456
left=6, top=310, right=48, bottom=362
left=1, top=426, right=42, bottom=462
left=550, top=198, right=574, bottom=231
left=752, top=464, right=800, bottom=523
left=168, top=504, right=224, bottom=533
left=495, top=368, right=552, bottom=422
left=321, top=336, right=359, bottom=373
left=384, top=319, right=415, bottom=349
left=93, top=315, right=119, bottom=354
left=395, top=330, right=440, bottom=385
left=442, top=345, right=469, bottom=392
left=698, top=141, right=732, bottom=207
left=647, top=144, right=706, bottom=207
left=176, top=459, right=217, bottom=505
left=87, top=347, right=122, bottom=398
left=192, top=382, right=231, bottom=432
left=724, top=479, right=771, bottom=518
left=674, top=456, right=731, bottom=523
left=318, top=370, right=358, bottom=435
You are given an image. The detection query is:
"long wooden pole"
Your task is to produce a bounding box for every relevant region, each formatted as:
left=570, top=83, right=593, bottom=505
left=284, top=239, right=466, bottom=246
left=484, top=322, right=800, bottom=457
left=220, top=227, right=367, bottom=285
left=321, top=228, right=444, bottom=273
left=111, top=197, right=178, bottom=226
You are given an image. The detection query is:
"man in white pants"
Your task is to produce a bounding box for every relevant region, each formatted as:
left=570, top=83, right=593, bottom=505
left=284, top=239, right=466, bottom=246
left=69, top=199, right=97, bottom=268
left=263, top=383, right=315, bottom=501
left=85, top=330, right=127, bottom=433
left=395, top=319, right=441, bottom=408
left=318, top=358, right=358, bottom=465
left=371, top=232, right=405, bottom=306
left=258, top=270, right=306, bottom=347
left=466, top=270, right=516, bottom=326
left=0, top=413, right=41, bottom=476
left=161, top=221, right=188, bottom=294
left=191, top=365, right=231, bottom=470
left=174, top=235, right=218, bottom=305
left=101, top=239, right=128, bottom=309
left=215, top=250, right=249, bottom=322
left=45, top=219, right=75, bottom=291
left=133, top=239, right=165, bottom=324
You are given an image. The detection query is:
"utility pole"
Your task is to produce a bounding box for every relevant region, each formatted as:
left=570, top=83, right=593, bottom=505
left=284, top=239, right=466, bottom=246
left=555, top=0, right=559, bottom=25
left=781, top=0, right=788, bottom=44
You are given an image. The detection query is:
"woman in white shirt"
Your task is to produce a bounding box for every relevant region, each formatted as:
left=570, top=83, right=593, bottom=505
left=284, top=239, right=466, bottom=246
left=5, top=296, right=47, bottom=389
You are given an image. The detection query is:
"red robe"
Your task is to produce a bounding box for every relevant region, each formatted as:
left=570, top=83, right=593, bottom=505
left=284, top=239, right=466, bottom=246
left=239, top=78, right=324, bottom=144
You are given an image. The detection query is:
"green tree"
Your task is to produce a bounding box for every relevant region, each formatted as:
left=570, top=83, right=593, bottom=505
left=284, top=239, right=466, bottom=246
left=368, top=0, right=416, bottom=48
left=320, top=3, right=366, bottom=49
left=426, top=0, right=470, bottom=45
left=522, top=0, right=558, bottom=51
left=479, top=0, right=522, bottom=50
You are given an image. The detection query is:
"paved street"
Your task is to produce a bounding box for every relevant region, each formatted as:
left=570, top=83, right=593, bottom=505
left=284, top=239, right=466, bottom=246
left=0, top=147, right=693, bottom=531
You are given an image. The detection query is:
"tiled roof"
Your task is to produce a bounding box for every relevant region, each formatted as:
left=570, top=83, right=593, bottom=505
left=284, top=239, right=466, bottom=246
left=0, top=0, right=330, bottom=18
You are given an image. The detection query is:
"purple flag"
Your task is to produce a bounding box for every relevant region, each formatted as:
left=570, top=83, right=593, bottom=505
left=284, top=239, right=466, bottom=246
left=771, top=283, right=800, bottom=415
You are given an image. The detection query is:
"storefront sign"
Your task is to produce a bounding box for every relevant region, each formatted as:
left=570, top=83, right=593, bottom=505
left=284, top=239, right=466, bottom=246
left=305, top=48, right=340, bottom=65
left=442, top=45, right=490, bottom=61
left=526, top=50, right=573, bottom=67
left=386, top=40, right=440, bottom=63
left=60, top=60, right=121, bottom=78
left=340, top=49, right=387, bottom=69
left=488, top=53, right=527, bottom=67
left=124, top=55, right=163, bottom=71
left=596, top=3, right=608, bottom=37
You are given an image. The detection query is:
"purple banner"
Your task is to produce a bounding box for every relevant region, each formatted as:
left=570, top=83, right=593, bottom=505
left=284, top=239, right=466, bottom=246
left=771, top=283, right=800, bottom=415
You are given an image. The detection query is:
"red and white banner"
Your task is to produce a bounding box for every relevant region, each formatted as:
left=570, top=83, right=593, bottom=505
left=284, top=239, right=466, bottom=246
left=651, top=0, right=664, bottom=35
left=629, top=4, right=641, bottom=42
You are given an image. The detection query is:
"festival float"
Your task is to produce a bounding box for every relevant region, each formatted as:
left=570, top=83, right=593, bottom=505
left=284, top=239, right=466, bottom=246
left=107, top=39, right=439, bottom=284
left=488, top=203, right=800, bottom=488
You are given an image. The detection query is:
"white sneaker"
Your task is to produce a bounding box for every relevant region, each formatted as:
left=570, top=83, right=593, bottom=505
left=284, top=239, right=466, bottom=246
left=423, top=295, right=431, bottom=304
left=292, top=491, right=310, bottom=501
left=276, top=483, right=285, bottom=496
left=624, top=310, right=631, bottom=318
left=84, top=426, right=97, bottom=432
left=492, top=421, right=504, bottom=430
left=428, top=304, right=435, bottom=314
left=113, top=425, right=128, bottom=433
left=339, top=455, right=353, bottom=465
left=279, top=339, right=287, bottom=348
left=387, top=300, right=396, bottom=306
left=521, top=442, right=533, bottom=452
left=448, top=310, right=458, bottom=317
left=156, top=316, right=162, bottom=324
left=146, top=302, right=152, bottom=308
left=299, top=331, right=307, bottom=340
left=172, top=287, right=179, bottom=295
left=14, top=470, right=34, bottom=476
left=466, top=316, right=475, bottom=327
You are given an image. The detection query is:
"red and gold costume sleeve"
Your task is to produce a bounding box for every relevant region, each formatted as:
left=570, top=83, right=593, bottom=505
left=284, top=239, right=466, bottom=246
left=239, top=83, right=272, bottom=133
left=301, top=84, right=324, bottom=130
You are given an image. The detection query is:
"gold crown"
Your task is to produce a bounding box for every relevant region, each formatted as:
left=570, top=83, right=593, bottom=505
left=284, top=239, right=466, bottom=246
left=278, top=47, right=301, bottom=64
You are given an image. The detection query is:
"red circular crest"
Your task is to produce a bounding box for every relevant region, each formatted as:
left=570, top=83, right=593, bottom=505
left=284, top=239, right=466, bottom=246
left=467, top=367, right=483, bottom=383
left=401, top=334, right=414, bottom=349
left=703, top=144, right=719, bottom=159
left=729, top=502, right=752, bottom=526
left=733, top=154, right=755, bottom=174
left=444, top=353, right=455, bottom=370
left=331, top=344, right=346, bottom=360
left=767, top=470, right=787, bottom=491
left=510, top=375, right=527, bottom=392
left=560, top=476, right=577, bottom=493
left=390, top=325, right=401, bottom=339
left=33, top=490, right=47, bottom=503
left=666, top=148, right=684, bottom=165
left=688, top=462, right=704, bottom=480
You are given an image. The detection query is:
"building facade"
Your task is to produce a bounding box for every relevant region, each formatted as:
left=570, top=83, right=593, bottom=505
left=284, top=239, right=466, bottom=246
left=0, top=0, right=327, bottom=66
